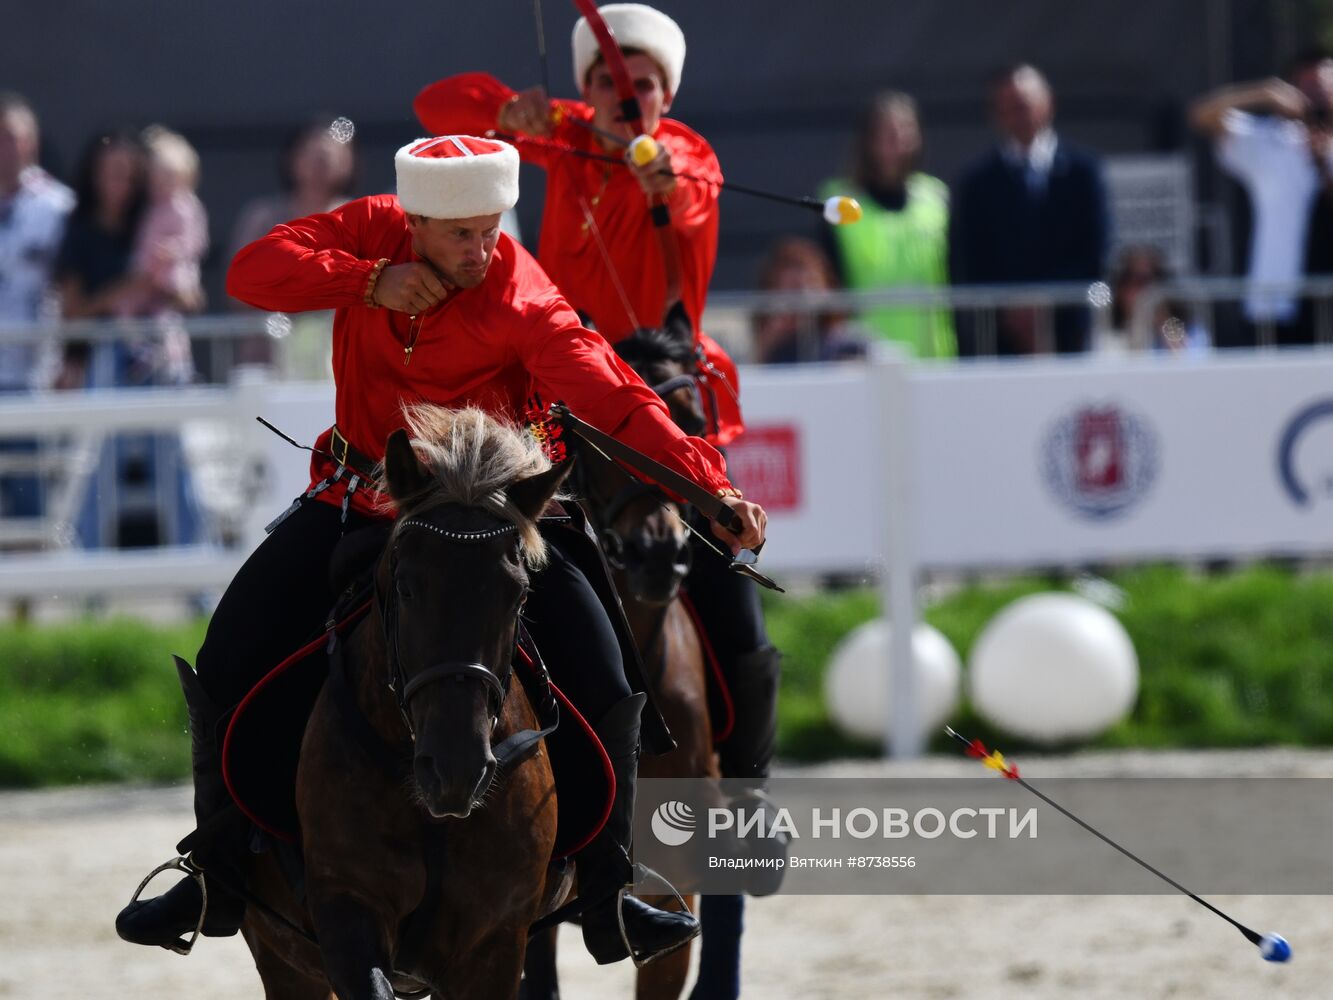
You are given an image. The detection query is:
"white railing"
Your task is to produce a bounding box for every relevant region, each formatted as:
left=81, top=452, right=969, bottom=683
left=0, top=311, right=336, bottom=387
left=0, top=373, right=283, bottom=599
left=1130, top=275, right=1333, bottom=350
left=3, top=275, right=1330, bottom=385
left=702, top=278, right=1333, bottom=361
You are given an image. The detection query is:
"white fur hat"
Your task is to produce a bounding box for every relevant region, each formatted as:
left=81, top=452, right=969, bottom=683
left=394, top=135, right=519, bottom=219
left=572, top=3, right=686, bottom=98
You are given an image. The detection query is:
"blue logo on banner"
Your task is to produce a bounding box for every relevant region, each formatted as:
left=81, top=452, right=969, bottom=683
left=1277, top=399, right=1333, bottom=507
left=1041, top=404, right=1158, bottom=520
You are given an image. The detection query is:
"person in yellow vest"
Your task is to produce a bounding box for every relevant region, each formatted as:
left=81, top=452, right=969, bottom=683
left=821, top=90, right=955, bottom=358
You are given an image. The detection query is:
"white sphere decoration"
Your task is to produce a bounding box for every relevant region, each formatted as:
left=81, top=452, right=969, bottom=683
left=969, top=593, right=1138, bottom=743
left=825, top=620, right=962, bottom=742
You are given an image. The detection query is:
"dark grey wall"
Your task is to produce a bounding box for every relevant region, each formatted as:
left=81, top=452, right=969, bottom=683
left=5, top=0, right=1296, bottom=297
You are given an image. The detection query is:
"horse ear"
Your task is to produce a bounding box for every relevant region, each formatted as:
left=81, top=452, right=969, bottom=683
left=508, top=459, right=574, bottom=522
left=383, top=429, right=430, bottom=503
left=663, top=300, right=696, bottom=352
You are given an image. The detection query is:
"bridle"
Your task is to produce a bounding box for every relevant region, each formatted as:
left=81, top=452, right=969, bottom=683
left=379, top=505, right=521, bottom=742
left=595, top=482, right=690, bottom=575
left=650, top=372, right=699, bottom=400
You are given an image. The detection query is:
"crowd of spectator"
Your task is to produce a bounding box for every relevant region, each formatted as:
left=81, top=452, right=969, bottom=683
left=0, top=99, right=366, bottom=547
left=755, top=52, right=1333, bottom=364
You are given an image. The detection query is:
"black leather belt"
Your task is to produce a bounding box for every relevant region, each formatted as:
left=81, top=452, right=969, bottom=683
left=330, top=426, right=377, bottom=476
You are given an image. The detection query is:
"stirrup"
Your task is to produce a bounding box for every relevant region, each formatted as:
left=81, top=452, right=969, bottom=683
left=125, top=856, right=208, bottom=956
left=616, top=863, right=697, bottom=969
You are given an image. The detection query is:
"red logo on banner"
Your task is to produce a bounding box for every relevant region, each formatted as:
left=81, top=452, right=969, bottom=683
left=1041, top=403, right=1158, bottom=520
left=726, top=426, right=801, bottom=512
left=1075, top=409, right=1124, bottom=492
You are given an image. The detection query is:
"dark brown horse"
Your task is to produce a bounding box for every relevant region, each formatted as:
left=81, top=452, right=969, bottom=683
left=588, top=441, right=722, bottom=1000
left=241, top=407, right=572, bottom=1000
left=523, top=321, right=730, bottom=1000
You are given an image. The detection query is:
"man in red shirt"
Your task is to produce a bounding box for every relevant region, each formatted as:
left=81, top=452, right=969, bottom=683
left=414, top=4, right=742, bottom=442
left=416, top=7, right=783, bottom=906
left=116, top=134, right=766, bottom=968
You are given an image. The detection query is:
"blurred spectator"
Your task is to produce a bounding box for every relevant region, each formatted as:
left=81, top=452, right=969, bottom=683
left=0, top=92, right=72, bottom=523
left=227, top=117, right=358, bottom=370
left=0, top=92, right=71, bottom=374
left=1097, top=245, right=1210, bottom=356
left=228, top=117, right=357, bottom=263
left=116, top=125, right=208, bottom=319
left=54, top=130, right=149, bottom=384
left=751, top=236, right=867, bottom=364
left=55, top=129, right=201, bottom=548
left=1190, top=48, right=1333, bottom=345
left=56, top=128, right=194, bottom=386
left=952, top=64, right=1110, bottom=355
left=820, top=91, right=954, bottom=358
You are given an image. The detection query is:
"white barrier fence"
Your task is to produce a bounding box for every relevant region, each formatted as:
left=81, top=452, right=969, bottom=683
left=4, top=349, right=1333, bottom=756
left=727, top=348, right=1333, bottom=574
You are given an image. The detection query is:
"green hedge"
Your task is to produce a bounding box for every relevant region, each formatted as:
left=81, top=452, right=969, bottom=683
left=2, top=564, right=1332, bottom=786
left=0, top=619, right=206, bottom=787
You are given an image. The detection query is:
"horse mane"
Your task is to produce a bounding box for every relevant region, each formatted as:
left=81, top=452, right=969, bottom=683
left=614, top=325, right=696, bottom=369
left=381, top=404, right=555, bottom=569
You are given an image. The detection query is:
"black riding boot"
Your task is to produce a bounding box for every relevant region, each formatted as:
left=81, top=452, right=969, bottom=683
left=580, top=693, right=701, bottom=965
left=116, top=657, right=248, bottom=950
left=717, top=646, right=787, bottom=896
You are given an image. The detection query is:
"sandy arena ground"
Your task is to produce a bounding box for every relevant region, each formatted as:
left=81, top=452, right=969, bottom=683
left=2, top=749, right=1330, bottom=999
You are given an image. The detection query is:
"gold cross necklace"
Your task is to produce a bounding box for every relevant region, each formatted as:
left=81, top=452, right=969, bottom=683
left=403, top=313, right=423, bottom=366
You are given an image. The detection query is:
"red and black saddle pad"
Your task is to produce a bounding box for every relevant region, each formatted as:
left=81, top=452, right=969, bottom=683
left=220, top=601, right=371, bottom=843
left=219, top=607, right=614, bottom=858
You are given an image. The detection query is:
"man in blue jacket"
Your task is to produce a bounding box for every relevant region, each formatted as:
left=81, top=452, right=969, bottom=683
left=952, top=64, right=1110, bottom=355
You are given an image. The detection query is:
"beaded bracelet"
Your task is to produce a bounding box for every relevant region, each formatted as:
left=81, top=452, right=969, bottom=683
left=716, top=487, right=745, bottom=500
left=363, top=258, right=391, bottom=308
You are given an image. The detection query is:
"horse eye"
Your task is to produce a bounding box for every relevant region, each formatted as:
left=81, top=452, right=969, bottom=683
left=396, top=579, right=414, bottom=600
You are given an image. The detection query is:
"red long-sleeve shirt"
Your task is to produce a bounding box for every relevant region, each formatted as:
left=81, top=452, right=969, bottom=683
left=227, top=194, right=733, bottom=518
left=414, top=73, right=744, bottom=444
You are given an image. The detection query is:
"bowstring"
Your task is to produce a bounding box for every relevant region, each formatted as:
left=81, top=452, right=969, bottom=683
left=576, top=192, right=643, bottom=332
left=532, top=0, right=550, bottom=97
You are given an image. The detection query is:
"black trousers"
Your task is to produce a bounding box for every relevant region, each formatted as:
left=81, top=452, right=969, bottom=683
left=683, top=513, right=770, bottom=660
left=196, top=498, right=630, bottom=725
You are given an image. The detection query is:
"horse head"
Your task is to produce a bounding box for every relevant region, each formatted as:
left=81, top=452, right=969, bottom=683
left=597, top=479, right=692, bottom=607
left=378, top=407, right=569, bottom=819
left=574, top=309, right=706, bottom=607
left=616, top=303, right=708, bottom=439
